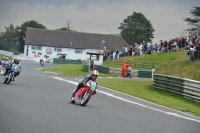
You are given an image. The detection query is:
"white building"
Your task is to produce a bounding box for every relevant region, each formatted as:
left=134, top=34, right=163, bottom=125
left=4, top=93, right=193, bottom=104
left=24, top=28, right=128, bottom=65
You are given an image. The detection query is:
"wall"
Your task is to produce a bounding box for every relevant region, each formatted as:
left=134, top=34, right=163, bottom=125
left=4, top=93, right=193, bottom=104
left=24, top=45, right=103, bottom=65
left=0, top=50, right=13, bottom=57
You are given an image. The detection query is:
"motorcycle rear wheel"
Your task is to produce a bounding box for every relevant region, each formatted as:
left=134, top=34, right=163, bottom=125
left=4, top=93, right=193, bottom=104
left=7, top=73, right=13, bottom=84
left=40, top=60, right=44, bottom=67
left=80, top=92, right=91, bottom=106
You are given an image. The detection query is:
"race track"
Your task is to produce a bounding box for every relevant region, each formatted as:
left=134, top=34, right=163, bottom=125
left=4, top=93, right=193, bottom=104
left=0, top=62, right=199, bottom=133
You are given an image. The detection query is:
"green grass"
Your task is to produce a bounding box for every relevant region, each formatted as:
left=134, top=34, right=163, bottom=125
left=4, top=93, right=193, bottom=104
left=103, top=49, right=200, bottom=80
left=40, top=64, right=117, bottom=77
left=2, top=53, right=199, bottom=116
left=98, top=79, right=200, bottom=116
left=0, top=54, right=12, bottom=60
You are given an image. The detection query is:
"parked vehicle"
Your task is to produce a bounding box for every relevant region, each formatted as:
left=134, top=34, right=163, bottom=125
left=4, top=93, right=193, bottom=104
left=70, top=80, right=97, bottom=106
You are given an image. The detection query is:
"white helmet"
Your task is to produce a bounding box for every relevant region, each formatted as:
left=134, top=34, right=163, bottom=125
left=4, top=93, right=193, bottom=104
left=91, top=70, right=99, bottom=80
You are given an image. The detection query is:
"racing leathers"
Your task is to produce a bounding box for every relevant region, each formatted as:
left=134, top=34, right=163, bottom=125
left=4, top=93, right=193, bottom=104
left=3, top=61, right=21, bottom=81
left=72, top=74, right=98, bottom=97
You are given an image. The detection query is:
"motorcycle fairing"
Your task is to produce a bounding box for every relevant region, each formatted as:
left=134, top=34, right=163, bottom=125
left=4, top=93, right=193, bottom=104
left=77, top=86, right=89, bottom=100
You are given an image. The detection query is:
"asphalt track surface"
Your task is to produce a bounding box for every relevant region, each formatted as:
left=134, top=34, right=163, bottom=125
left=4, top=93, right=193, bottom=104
left=0, top=62, right=199, bottom=133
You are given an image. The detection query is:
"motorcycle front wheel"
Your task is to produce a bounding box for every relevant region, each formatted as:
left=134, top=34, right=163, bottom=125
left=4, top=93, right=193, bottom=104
left=7, top=73, right=13, bottom=84
left=4, top=76, right=8, bottom=84
left=80, top=92, right=92, bottom=106
left=70, top=96, right=75, bottom=104
left=40, top=60, right=44, bottom=67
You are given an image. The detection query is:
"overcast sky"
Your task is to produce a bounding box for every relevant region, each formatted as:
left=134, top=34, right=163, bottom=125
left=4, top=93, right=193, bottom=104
left=0, top=0, right=199, bottom=43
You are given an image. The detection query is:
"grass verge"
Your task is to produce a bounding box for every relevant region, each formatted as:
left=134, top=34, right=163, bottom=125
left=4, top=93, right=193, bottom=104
left=41, top=64, right=200, bottom=116
left=98, top=79, right=200, bottom=116
left=40, top=64, right=118, bottom=77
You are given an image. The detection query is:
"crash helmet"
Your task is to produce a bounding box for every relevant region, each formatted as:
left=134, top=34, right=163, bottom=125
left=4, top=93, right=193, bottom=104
left=14, top=58, right=20, bottom=64
left=91, top=70, right=99, bottom=80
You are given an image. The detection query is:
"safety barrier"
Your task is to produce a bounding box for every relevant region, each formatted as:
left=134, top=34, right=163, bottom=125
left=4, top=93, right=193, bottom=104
left=153, top=74, right=200, bottom=101
left=53, top=58, right=82, bottom=64
left=0, top=50, right=13, bottom=57
left=83, top=65, right=152, bottom=78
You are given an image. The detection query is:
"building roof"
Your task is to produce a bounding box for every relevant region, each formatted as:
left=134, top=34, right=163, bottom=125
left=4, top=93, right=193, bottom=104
left=25, top=28, right=129, bottom=51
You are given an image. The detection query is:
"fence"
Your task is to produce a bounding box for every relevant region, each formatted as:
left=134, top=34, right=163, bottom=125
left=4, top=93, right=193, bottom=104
left=0, top=50, right=13, bottom=57
left=153, top=74, right=200, bottom=101
left=106, top=58, right=156, bottom=69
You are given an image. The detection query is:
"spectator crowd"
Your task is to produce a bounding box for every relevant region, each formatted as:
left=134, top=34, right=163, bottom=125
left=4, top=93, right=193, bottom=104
left=102, top=35, right=200, bottom=62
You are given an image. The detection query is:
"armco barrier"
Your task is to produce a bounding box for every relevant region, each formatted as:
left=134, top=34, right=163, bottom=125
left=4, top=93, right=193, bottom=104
left=53, top=58, right=82, bottom=64
left=138, top=70, right=152, bottom=78
left=153, top=74, right=200, bottom=101
left=83, top=65, right=152, bottom=78
left=109, top=67, right=138, bottom=77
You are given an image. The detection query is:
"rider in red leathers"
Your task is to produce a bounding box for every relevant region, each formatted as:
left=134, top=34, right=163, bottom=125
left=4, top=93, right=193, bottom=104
left=72, top=70, right=99, bottom=97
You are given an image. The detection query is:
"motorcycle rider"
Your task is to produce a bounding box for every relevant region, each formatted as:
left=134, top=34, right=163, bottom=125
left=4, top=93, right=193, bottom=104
left=1, top=57, right=5, bottom=62
left=4, top=58, right=10, bottom=64
left=3, top=58, right=21, bottom=81
left=1, top=57, right=5, bottom=67
left=72, top=70, right=99, bottom=97
left=3, top=58, right=10, bottom=68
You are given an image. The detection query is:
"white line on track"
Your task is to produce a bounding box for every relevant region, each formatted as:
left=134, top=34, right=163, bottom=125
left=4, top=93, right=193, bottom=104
left=31, top=73, right=200, bottom=123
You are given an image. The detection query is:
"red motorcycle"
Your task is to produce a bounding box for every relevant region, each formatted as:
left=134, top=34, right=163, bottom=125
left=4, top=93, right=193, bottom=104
left=70, top=80, right=97, bottom=106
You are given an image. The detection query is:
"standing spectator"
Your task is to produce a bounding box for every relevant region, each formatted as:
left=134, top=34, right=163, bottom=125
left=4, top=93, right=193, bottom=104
left=182, top=37, right=186, bottom=47
left=122, top=46, right=125, bottom=57
left=115, top=48, right=119, bottom=58
left=125, top=46, right=128, bottom=56
left=150, top=42, right=154, bottom=52
left=128, top=45, right=133, bottom=56
left=171, top=41, right=179, bottom=52
left=186, top=36, right=189, bottom=46
left=185, top=41, right=195, bottom=61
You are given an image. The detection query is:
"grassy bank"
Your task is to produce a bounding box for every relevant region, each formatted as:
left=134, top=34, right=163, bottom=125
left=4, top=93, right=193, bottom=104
left=98, top=79, right=200, bottom=116
left=41, top=64, right=200, bottom=116
left=103, top=49, right=200, bottom=81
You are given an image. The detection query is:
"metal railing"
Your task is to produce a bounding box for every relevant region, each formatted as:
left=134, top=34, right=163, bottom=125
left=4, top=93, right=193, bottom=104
left=153, top=74, right=200, bottom=101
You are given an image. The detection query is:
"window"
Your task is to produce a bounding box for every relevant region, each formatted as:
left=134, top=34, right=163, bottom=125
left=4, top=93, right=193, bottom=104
left=31, top=46, right=36, bottom=50
left=91, top=55, right=99, bottom=60
left=54, top=47, right=62, bottom=52
left=75, top=49, right=82, bottom=53
left=31, top=46, right=42, bottom=50
left=37, top=46, right=42, bottom=50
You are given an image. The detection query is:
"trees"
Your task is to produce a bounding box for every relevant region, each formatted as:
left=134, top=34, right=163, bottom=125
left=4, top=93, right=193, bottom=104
left=183, top=6, right=200, bottom=33
left=0, top=20, right=46, bottom=53
left=118, top=12, right=155, bottom=46
left=16, top=20, right=47, bottom=52
left=0, top=24, right=19, bottom=52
